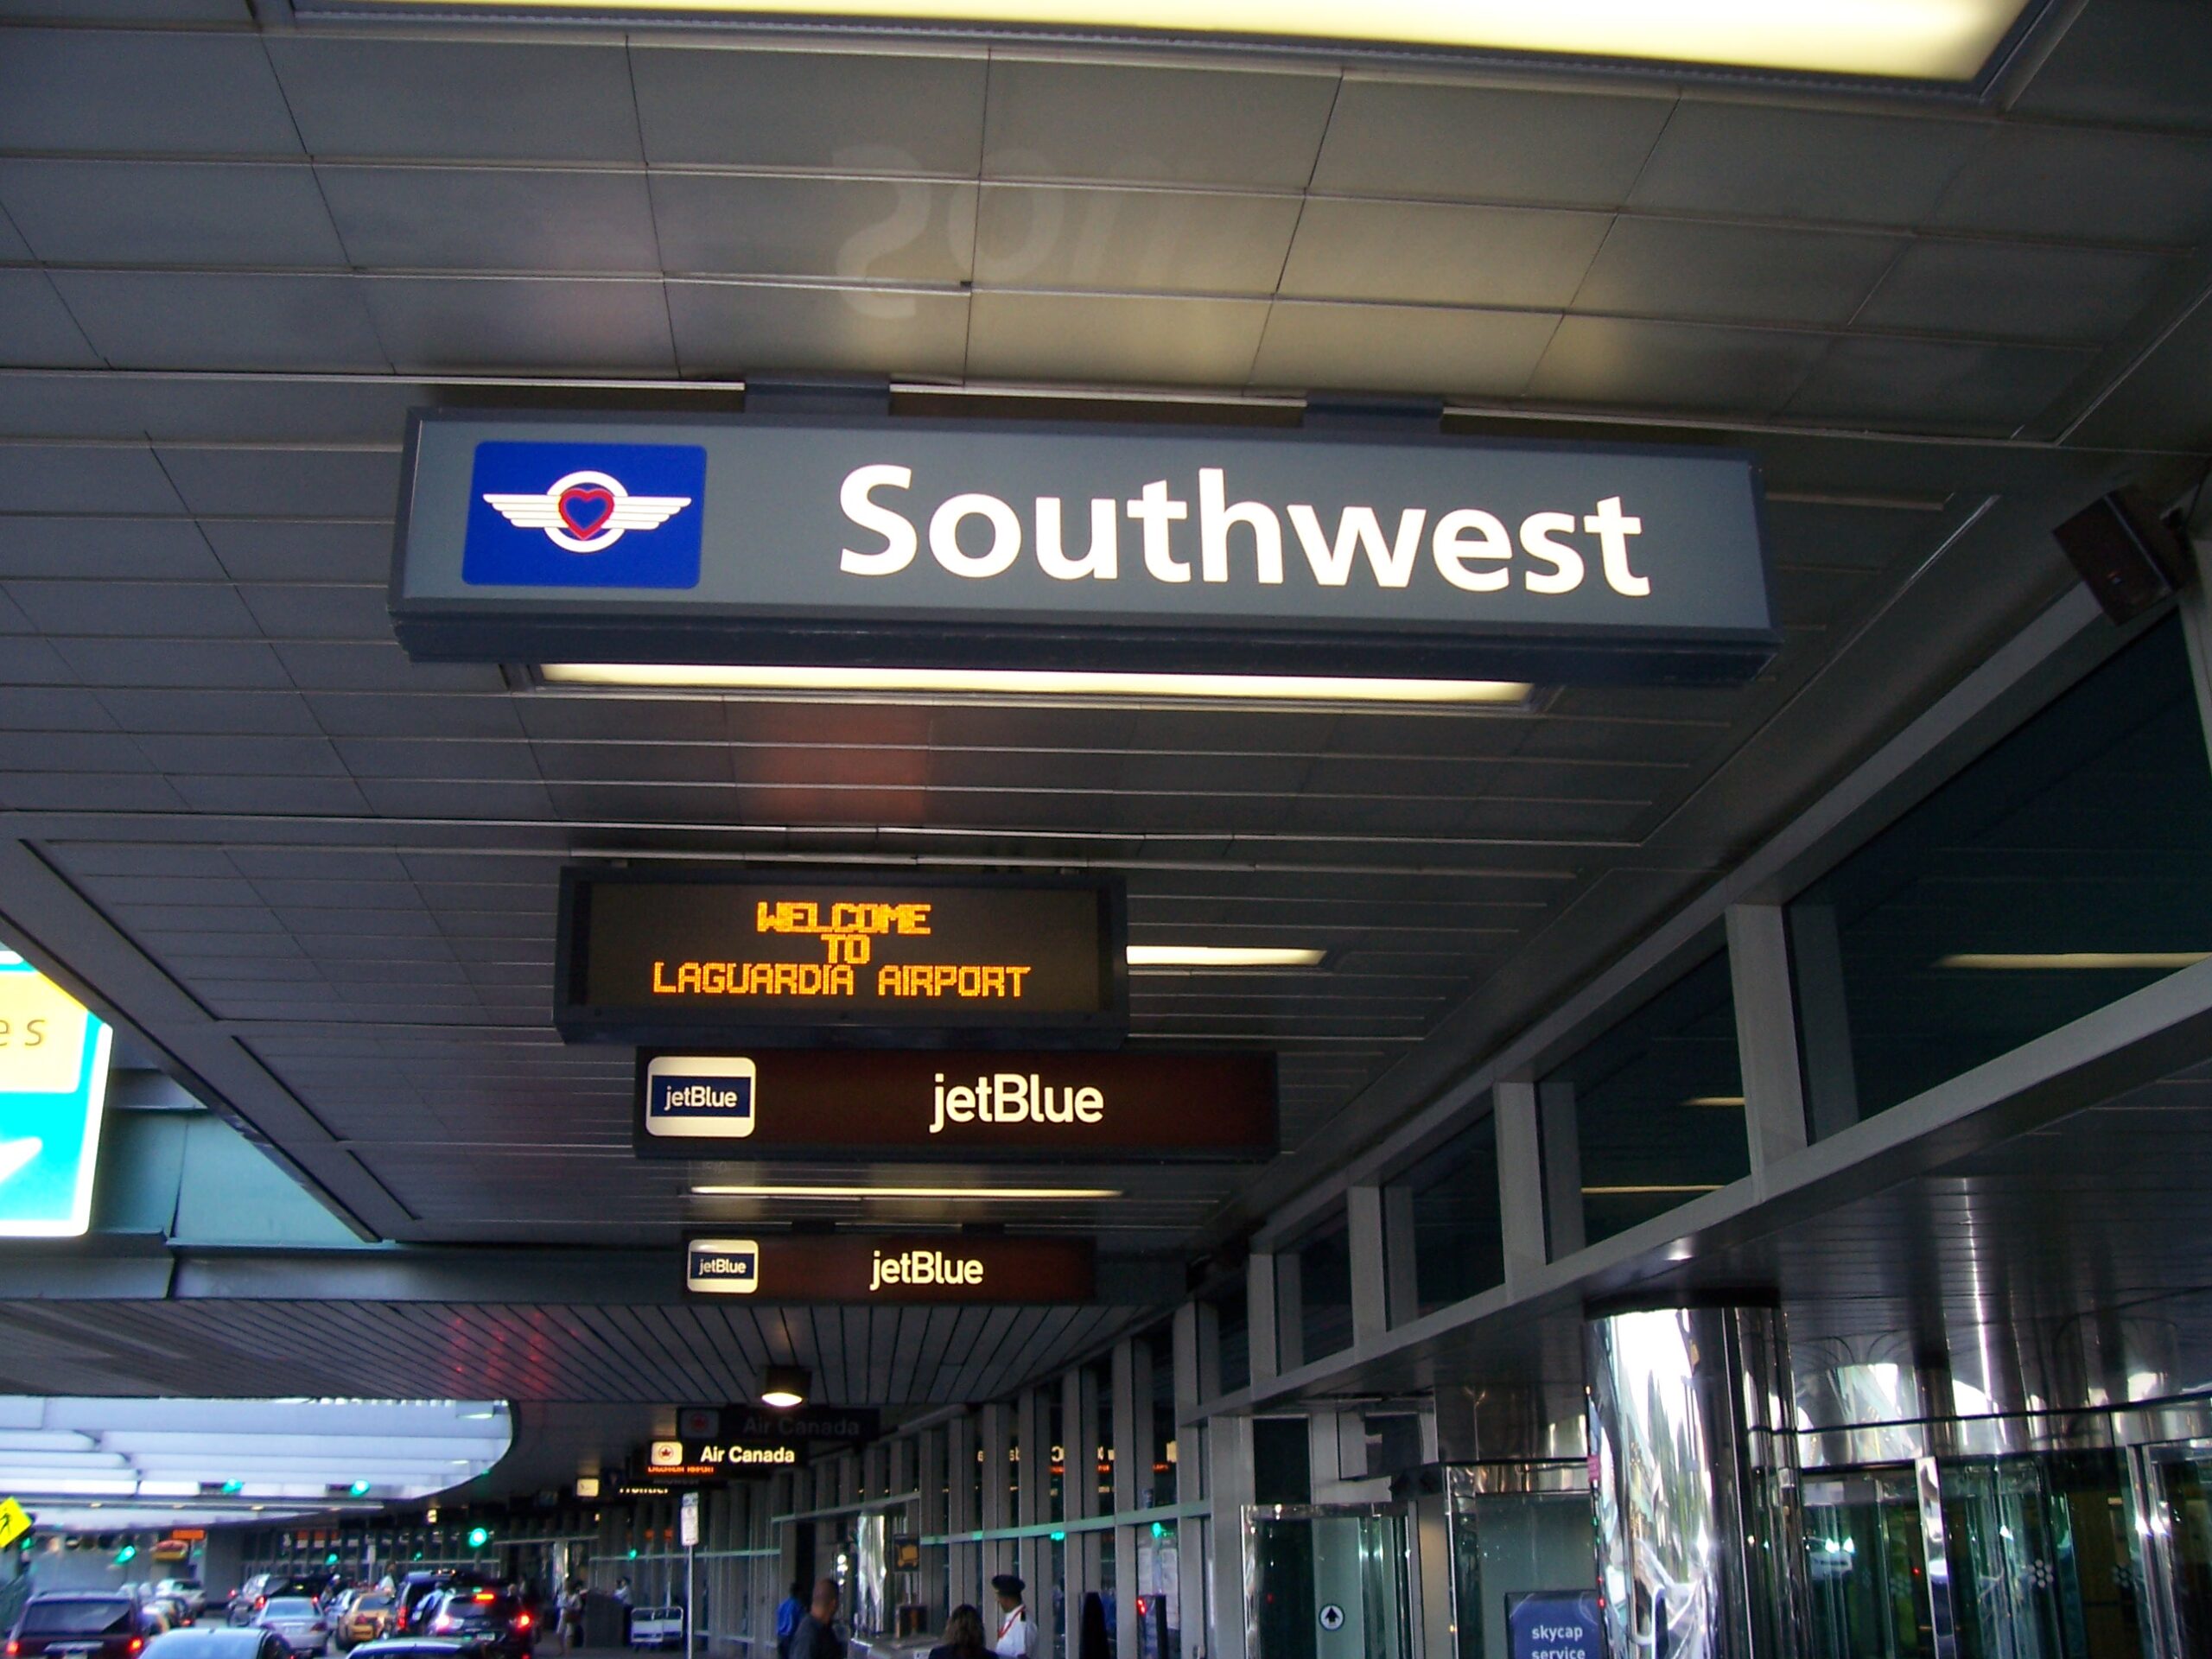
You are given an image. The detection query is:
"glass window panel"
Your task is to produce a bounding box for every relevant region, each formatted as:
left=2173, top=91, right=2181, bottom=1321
left=1281, top=1212, right=1354, bottom=1369
left=1214, top=1286, right=1249, bottom=1395
left=1386, top=1114, right=1505, bottom=1321
left=1790, top=618, right=2212, bottom=1132
left=1541, top=938, right=1747, bottom=1249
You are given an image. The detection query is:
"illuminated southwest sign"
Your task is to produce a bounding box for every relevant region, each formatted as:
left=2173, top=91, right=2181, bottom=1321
left=0, top=955, right=112, bottom=1239
left=684, top=1233, right=1096, bottom=1304
left=557, top=868, right=1125, bottom=1043
left=638, top=1049, right=1275, bottom=1160
left=392, top=411, right=1776, bottom=686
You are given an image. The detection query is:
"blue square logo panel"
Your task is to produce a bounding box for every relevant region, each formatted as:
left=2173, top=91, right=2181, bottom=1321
left=462, top=441, right=706, bottom=589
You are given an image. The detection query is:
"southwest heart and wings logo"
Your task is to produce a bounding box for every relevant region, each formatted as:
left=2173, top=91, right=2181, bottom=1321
left=461, top=441, right=707, bottom=588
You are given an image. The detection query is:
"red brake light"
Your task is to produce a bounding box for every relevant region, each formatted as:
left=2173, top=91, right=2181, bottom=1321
left=8, top=1638, right=20, bottom=1656
left=472, top=1593, right=494, bottom=1604
left=513, top=1614, right=531, bottom=1630
left=129, top=1642, right=144, bottom=1654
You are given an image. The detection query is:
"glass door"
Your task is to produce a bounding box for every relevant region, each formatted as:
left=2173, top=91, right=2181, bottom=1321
left=1246, top=1506, right=1409, bottom=1659
left=1802, top=1466, right=1934, bottom=1659
left=1938, top=1452, right=2138, bottom=1659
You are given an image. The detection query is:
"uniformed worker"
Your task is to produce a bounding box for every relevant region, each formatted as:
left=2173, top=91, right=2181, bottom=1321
left=989, top=1574, right=1036, bottom=1658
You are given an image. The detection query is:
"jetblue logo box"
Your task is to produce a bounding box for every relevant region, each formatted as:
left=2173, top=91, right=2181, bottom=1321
left=645, top=1055, right=757, bottom=1140
left=685, top=1238, right=760, bottom=1294
left=462, top=440, right=705, bottom=589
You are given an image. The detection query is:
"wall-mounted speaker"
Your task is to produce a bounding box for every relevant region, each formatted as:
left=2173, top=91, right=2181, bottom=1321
left=2053, top=487, right=2192, bottom=624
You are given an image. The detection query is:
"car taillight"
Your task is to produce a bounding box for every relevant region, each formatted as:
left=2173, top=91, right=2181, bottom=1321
left=7, top=1638, right=19, bottom=1656
left=513, top=1614, right=531, bottom=1630
left=128, top=1641, right=144, bottom=1654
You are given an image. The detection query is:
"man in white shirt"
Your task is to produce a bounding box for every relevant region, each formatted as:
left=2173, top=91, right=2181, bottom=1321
left=989, top=1574, right=1037, bottom=1657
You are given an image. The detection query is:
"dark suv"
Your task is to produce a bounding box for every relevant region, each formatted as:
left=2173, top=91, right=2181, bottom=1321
left=416, top=1592, right=531, bottom=1658
left=8, top=1592, right=148, bottom=1659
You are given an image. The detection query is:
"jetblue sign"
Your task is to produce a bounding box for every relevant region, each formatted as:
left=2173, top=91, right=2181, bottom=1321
left=391, top=411, right=1776, bottom=684
left=645, top=1056, right=756, bottom=1140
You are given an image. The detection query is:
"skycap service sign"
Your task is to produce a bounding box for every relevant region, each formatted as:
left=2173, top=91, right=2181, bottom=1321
left=684, top=1234, right=1096, bottom=1304
left=556, top=867, right=1125, bottom=1044
left=391, top=410, right=1776, bottom=685
left=638, top=1049, right=1275, bottom=1160
left=0, top=953, right=112, bottom=1239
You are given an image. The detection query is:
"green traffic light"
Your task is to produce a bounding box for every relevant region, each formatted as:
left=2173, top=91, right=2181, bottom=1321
left=115, top=1545, right=137, bottom=1565
left=467, top=1527, right=490, bottom=1549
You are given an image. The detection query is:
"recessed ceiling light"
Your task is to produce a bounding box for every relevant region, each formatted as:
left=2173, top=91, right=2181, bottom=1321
left=690, top=1183, right=1122, bottom=1199
left=363, top=0, right=2033, bottom=80
left=1936, top=952, right=2209, bottom=970
left=1682, top=1095, right=1745, bottom=1108
left=1580, top=1183, right=1726, bottom=1196
left=539, top=663, right=1535, bottom=709
left=1127, top=945, right=1327, bottom=969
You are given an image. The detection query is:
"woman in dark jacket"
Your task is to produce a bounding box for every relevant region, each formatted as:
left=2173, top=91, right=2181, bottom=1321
left=928, top=1604, right=991, bottom=1659
left=1077, top=1592, right=1111, bottom=1659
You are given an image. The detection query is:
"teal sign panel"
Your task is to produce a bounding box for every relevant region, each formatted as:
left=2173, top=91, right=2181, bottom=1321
left=0, top=953, right=112, bottom=1237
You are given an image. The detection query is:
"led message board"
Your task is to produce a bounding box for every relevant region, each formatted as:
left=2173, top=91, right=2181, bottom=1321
left=680, top=1405, right=880, bottom=1446
left=643, top=1438, right=803, bottom=1481
left=683, top=1234, right=1096, bottom=1303
left=638, top=1048, right=1274, bottom=1160
left=392, top=410, right=1776, bottom=686
left=558, top=868, right=1125, bottom=1044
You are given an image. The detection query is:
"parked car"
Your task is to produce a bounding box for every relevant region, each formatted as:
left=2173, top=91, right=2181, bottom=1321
left=251, top=1599, right=328, bottom=1657
left=7, top=1592, right=149, bottom=1659
left=230, top=1585, right=325, bottom=1632
left=154, top=1588, right=205, bottom=1625
left=143, top=1630, right=287, bottom=1659
left=387, top=1581, right=450, bottom=1641
left=343, top=1642, right=486, bottom=1659
left=335, top=1598, right=393, bottom=1652
left=143, top=1603, right=188, bottom=1639
left=416, top=1592, right=531, bottom=1659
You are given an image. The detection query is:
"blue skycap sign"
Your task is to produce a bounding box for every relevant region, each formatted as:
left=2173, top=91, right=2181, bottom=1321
left=391, top=410, right=1777, bottom=685
left=0, top=953, right=113, bottom=1238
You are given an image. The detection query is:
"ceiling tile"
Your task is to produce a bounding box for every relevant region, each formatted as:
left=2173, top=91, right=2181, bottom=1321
left=0, top=27, right=302, bottom=156
left=1250, top=302, right=1558, bottom=397
left=1281, top=199, right=1609, bottom=309
left=0, top=270, right=100, bottom=369
left=1925, top=124, right=2212, bottom=245
left=1629, top=103, right=1986, bottom=226
left=237, top=584, right=391, bottom=642
left=0, top=518, right=221, bottom=580
left=0, top=203, right=29, bottom=261
left=632, top=46, right=986, bottom=174
left=50, top=637, right=292, bottom=690
left=156, top=447, right=401, bottom=519
left=10, top=578, right=256, bottom=638
left=1526, top=315, right=1831, bottom=416
left=2065, top=278, right=2212, bottom=451
left=982, top=60, right=1338, bottom=188
left=1312, top=79, right=1674, bottom=207
left=652, top=174, right=975, bottom=283
left=0, top=160, right=345, bottom=267
left=974, top=185, right=1298, bottom=296
left=1854, top=240, right=2175, bottom=345
left=1783, top=334, right=2096, bottom=435
left=966, top=292, right=1268, bottom=386
left=359, top=276, right=675, bottom=376
left=48, top=272, right=390, bottom=372
left=1573, top=218, right=1904, bottom=327
left=667, top=280, right=969, bottom=379
left=319, top=166, right=661, bottom=275
left=0, top=443, right=182, bottom=514
left=92, top=689, right=321, bottom=735
left=201, top=521, right=394, bottom=586
left=2012, top=0, right=2212, bottom=130
left=265, top=35, right=642, bottom=164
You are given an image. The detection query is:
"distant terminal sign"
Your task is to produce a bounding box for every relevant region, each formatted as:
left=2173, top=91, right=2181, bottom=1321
left=684, top=1233, right=1096, bottom=1304
left=639, top=1048, right=1275, bottom=1160
left=557, top=868, right=1126, bottom=1044
left=0, top=954, right=112, bottom=1239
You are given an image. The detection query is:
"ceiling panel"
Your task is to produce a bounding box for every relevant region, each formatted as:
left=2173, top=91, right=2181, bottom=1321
left=2012, top=0, right=2212, bottom=130
left=46, top=270, right=390, bottom=372
left=652, top=173, right=976, bottom=283
left=1572, top=218, right=1904, bottom=328
left=359, top=276, right=677, bottom=376
left=973, top=184, right=1299, bottom=296
left=1525, top=315, right=1831, bottom=416
left=1280, top=199, right=1610, bottom=309
left=0, top=270, right=100, bottom=368
left=666, top=279, right=969, bottom=378
left=1249, top=301, right=1559, bottom=397
left=1923, top=123, right=2212, bottom=245
left=1628, top=103, right=1986, bottom=227
left=0, top=26, right=302, bottom=156
left=0, top=159, right=346, bottom=267
left=1783, top=334, right=2099, bottom=434
left=319, top=166, right=662, bottom=274
left=264, top=35, right=644, bottom=164
left=982, top=59, right=1338, bottom=188
left=1854, top=239, right=2176, bottom=345
left=968, top=290, right=1270, bottom=386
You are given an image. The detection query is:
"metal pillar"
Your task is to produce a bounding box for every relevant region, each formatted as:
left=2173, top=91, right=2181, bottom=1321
left=1584, top=1305, right=1807, bottom=1659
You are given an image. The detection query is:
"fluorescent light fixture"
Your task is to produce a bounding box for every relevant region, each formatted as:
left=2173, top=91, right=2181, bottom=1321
left=539, top=662, right=1534, bottom=708
left=1936, top=952, right=2209, bottom=970
left=1127, top=945, right=1326, bottom=969
left=691, top=1182, right=1122, bottom=1200
left=369, top=0, right=2033, bottom=80
left=1683, top=1095, right=1745, bottom=1107
left=1580, top=1183, right=1725, bottom=1195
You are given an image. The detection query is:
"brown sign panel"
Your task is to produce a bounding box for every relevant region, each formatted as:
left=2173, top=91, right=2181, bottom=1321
left=684, top=1233, right=1095, bottom=1304
left=557, top=867, right=1127, bottom=1045
left=638, top=1048, right=1275, bottom=1161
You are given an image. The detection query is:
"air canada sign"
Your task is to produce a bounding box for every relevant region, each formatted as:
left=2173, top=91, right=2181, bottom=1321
left=392, top=411, right=1776, bottom=684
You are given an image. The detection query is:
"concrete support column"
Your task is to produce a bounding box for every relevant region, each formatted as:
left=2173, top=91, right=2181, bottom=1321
left=1207, top=1414, right=1254, bottom=1659
left=1727, top=904, right=1811, bottom=1177
left=949, top=1412, right=979, bottom=1617
left=1584, top=1305, right=1807, bottom=1659
left=1346, top=1185, right=1389, bottom=1346
left=1538, top=1080, right=1584, bottom=1258
left=1246, top=1253, right=1279, bottom=1388
left=1493, top=1082, right=1547, bottom=1294
left=981, top=1402, right=1013, bottom=1585
left=1017, top=1386, right=1052, bottom=1659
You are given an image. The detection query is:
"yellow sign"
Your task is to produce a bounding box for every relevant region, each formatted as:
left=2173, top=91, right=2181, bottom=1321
left=0, top=1497, right=32, bottom=1549
left=0, top=971, right=88, bottom=1095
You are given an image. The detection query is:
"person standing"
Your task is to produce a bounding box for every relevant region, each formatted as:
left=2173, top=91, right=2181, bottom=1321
left=774, top=1581, right=807, bottom=1659
left=988, top=1575, right=1036, bottom=1658
left=1077, top=1593, right=1109, bottom=1659
left=786, top=1579, right=845, bottom=1659
left=927, top=1605, right=990, bottom=1659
